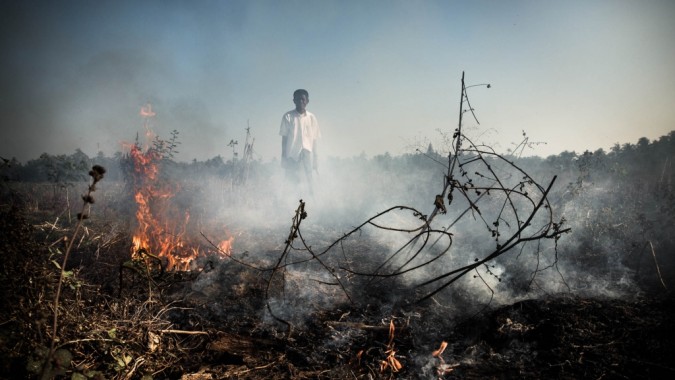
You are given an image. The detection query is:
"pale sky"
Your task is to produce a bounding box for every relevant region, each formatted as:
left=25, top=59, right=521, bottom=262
left=1, top=0, right=674, bottom=163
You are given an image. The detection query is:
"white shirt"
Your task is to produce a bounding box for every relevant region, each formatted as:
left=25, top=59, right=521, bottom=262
left=279, top=109, right=320, bottom=161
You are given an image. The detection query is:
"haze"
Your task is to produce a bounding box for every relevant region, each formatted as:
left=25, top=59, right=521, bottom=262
left=1, top=0, right=674, bottom=163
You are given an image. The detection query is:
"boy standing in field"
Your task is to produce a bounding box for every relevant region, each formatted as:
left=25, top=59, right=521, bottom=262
left=279, top=89, right=321, bottom=195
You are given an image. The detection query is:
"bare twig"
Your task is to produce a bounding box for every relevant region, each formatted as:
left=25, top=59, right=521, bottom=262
left=648, top=241, right=667, bottom=290
left=157, top=329, right=209, bottom=335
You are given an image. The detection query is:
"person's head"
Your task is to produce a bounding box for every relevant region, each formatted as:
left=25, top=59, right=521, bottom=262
left=293, top=89, right=309, bottom=114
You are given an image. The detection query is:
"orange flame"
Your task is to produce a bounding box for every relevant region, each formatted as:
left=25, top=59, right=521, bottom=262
left=217, top=236, right=234, bottom=256
left=140, top=103, right=156, bottom=118
left=128, top=130, right=232, bottom=271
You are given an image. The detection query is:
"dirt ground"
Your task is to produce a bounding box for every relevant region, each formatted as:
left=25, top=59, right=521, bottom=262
left=1, top=201, right=674, bottom=379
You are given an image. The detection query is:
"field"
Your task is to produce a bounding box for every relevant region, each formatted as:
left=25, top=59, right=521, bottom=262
left=1, top=136, right=674, bottom=379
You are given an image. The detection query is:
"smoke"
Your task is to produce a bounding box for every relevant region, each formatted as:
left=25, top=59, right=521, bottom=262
left=545, top=177, right=644, bottom=298
left=113, top=125, right=669, bottom=340
left=180, top=150, right=564, bottom=322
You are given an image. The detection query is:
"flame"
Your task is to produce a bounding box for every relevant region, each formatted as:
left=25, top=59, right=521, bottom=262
left=140, top=103, right=156, bottom=117
left=432, top=341, right=448, bottom=357
left=127, top=117, right=232, bottom=271
left=380, top=320, right=403, bottom=373
left=218, top=236, right=234, bottom=256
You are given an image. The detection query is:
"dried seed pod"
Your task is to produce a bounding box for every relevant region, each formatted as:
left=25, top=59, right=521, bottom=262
left=89, top=165, right=107, bottom=182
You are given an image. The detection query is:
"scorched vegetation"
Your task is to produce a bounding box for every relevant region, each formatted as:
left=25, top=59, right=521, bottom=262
left=1, top=75, right=674, bottom=379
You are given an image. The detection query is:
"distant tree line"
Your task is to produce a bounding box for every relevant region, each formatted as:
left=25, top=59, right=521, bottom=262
left=0, top=149, right=244, bottom=185
left=1, top=131, right=673, bottom=192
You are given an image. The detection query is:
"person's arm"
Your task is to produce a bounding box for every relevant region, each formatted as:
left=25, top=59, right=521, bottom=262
left=280, top=114, right=289, bottom=166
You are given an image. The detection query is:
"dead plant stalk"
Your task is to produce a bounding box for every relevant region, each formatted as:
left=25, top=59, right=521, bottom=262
left=40, top=165, right=105, bottom=380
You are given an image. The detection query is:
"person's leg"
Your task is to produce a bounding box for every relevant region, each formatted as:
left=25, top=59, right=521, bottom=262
left=281, top=158, right=302, bottom=203
left=300, top=149, right=314, bottom=196
left=285, top=158, right=300, bottom=181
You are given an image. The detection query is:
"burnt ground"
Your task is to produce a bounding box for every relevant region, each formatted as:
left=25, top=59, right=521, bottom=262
left=435, top=295, right=675, bottom=379
left=1, top=204, right=675, bottom=380
left=170, top=294, right=675, bottom=380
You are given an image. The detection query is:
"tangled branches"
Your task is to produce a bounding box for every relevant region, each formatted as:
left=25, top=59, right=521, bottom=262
left=263, top=73, right=570, bottom=322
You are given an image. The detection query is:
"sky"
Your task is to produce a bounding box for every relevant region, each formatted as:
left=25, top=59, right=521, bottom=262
left=1, top=0, right=674, bottom=163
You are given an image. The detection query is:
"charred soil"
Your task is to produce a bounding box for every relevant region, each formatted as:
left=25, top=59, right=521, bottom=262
left=1, top=204, right=674, bottom=379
